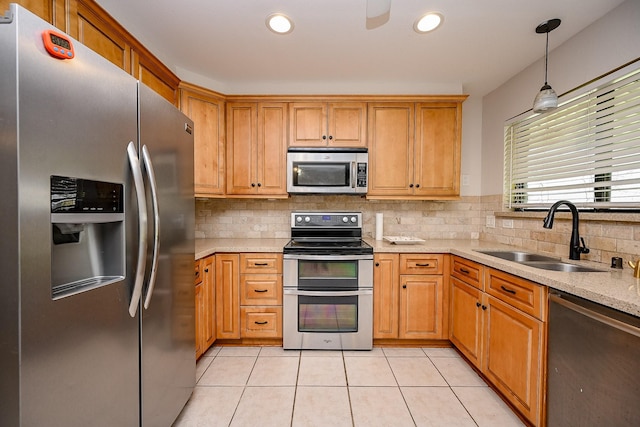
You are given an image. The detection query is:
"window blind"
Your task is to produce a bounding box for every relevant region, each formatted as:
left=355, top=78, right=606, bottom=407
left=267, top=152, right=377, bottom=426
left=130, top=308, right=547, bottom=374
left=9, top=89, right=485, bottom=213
left=504, top=65, right=640, bottom=210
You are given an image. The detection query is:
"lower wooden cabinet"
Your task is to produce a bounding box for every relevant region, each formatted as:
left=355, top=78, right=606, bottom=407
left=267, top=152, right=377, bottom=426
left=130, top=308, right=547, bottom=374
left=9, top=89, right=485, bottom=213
left=214, top=253, right=283, bottom=341
left=449, top=256, right=546, bottom=426
left=195, top=255, right=215, bottom=359
left=374, top=253, right=448, bottom=341
left=215, top=254, right=240, bottom=339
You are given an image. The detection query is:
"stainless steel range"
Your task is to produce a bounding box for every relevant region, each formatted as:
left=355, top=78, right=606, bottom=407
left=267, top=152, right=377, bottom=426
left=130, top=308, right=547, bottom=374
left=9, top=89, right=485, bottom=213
left=283, top=212, right=373, bottom=350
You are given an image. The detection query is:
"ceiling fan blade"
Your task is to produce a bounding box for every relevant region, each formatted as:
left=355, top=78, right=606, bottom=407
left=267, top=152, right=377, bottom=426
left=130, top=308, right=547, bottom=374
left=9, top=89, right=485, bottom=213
left=366, top=0, right=391, bottom=29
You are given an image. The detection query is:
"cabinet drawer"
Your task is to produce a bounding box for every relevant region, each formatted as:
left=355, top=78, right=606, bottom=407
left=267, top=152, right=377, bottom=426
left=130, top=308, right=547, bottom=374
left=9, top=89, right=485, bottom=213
left=241, top=307, right=282, bottom=338
left=485, top=268, right=546, bottom=320
left=240, top=275, right=282, bottom=305
left=399, top=254, right=443, bottom=275
left=194, top=260, right=203, bottom=285
left=240, top=253, right=283, bottom=274
left=451, top=256, right=483, bottom=289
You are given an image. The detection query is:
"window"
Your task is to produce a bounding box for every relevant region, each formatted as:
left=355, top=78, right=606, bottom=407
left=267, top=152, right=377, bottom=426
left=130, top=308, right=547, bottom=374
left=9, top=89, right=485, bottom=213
left=504, top=63, right=640, bottom=210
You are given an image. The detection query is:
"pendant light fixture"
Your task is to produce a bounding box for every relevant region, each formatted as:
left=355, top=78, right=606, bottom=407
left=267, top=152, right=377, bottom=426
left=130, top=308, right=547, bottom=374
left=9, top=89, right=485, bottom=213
left=533, top=18, right=561, bottom=113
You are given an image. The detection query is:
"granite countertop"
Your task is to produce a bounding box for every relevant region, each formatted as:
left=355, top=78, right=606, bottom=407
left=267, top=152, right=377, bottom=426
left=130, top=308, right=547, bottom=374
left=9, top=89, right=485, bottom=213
left=195, top=238, right=640, bottom=317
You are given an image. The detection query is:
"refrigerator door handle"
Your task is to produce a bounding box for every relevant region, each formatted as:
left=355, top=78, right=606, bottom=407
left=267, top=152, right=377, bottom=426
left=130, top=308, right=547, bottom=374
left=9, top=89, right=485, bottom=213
left=127, top=141, right=148, bottom=317
left=141, top=144, right=160, bottom=310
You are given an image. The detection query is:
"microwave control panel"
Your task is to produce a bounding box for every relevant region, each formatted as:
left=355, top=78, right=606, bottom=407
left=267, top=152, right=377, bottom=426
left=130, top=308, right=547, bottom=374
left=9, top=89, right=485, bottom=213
left=356, top=163, right=367, bottom=188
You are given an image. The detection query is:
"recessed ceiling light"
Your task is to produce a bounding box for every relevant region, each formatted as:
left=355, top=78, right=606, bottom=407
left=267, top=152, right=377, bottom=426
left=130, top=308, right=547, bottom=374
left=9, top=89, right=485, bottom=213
left=266, top=13, right=294, bottom=34
left=414, top=12, right=443, bottom=33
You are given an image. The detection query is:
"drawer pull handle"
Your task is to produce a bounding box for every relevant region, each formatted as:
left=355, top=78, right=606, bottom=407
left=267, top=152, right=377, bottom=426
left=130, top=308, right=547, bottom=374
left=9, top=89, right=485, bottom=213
left=459, top=268, right=470, bottom=274
left=254, top=321, right=269, bottom=325
left=501, top=285, right=517, bottom=295
left=254, top=289, right=268, bottom=293
left=416, top=263, right=431, bottom=267
left=254, top=263, right=269, bottom=266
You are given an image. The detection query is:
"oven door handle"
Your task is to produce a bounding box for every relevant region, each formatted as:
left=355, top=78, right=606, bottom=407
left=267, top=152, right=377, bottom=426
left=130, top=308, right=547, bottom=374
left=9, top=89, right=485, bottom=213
left=283, top=254, right=373, bottom=261
left=284, top=289, right=373, bottom=297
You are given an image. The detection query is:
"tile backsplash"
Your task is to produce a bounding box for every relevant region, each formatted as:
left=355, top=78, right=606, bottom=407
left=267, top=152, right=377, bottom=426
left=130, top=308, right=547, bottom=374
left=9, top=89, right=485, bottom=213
left=196, top=194, right=640, bottom=265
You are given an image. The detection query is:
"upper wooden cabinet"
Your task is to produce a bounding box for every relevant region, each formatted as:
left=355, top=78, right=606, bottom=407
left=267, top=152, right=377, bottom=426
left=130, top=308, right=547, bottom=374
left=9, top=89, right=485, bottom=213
left=289, top=102, right=366, bottom=147
left=76, top=0, right=130, bottom=72
left=367, top=98, right=466, bottom=200
left=10, top=0, right=181, bottom=104
left=226, top=102, right=288, bottom=197
left=179, top=83, right=226, bottom=198
left=2, top=0, right=78, bottom=37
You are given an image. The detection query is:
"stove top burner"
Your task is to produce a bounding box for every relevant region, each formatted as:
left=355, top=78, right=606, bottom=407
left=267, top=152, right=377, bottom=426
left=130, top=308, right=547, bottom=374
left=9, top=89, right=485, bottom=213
left=284, top=212, right=373, bottom=255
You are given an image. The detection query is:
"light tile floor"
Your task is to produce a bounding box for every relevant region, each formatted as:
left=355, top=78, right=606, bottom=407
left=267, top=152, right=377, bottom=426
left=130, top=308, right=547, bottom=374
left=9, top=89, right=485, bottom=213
left=173, top=346, right=525, bottom=427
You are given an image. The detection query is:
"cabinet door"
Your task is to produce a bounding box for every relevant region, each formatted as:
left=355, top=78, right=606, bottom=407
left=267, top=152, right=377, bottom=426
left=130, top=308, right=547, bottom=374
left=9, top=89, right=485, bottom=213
left=3, top=0, right=78, bottom=37
left=399, top=274, right=445, bottom=339
left=226, top=102, right=258, bottom=194
left=484, top=296, right=543, bottom=426
left=367, top=103, right=415, bottom=196
left=257, top=103, right=288, bottom=195
left=449, top=276, right=484, bottom=368
left=373, top=254, right=399, bottom=339
left=328, top=102, right=366, bottom=147
left=132, top=50, right=179, bottom=105
left=215, top=254, right=240, bottom=339
left=76, top=1, right=131, bottom=72
left=180, top=84, right=226, bottom=197
left=202, top=255, right=215, bottom=349
left=289, top=102, right=327, bottom=146
left=194, top=281, right=204, bottom=358
left=414, top=103, right=461, bottom=197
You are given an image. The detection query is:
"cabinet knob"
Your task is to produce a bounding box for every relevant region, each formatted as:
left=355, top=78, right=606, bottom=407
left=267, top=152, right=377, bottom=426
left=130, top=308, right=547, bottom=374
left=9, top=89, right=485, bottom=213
left=257, top=183, right=262, bottom=187
left=402, top=284, right=407, bottom=289
left=251, top=183, right=256, bottom=187
left=476, top=302, right=481, bottom=308
left=481, top=305, right=487, bottom=310
left=409, top=183, right=414, bottom=188
left=375, top=262, right=380, bottom=267
left=415, top=184, right=420, bottom=188
left=322, top=135, right=327, bottom=140
left=329, top=135, right=333, bottom=140
left=204, top=268, right=209, bottom=273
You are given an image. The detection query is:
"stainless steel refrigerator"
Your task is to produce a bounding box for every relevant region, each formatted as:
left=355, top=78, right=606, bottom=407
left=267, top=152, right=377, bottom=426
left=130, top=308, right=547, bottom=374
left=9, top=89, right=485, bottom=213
left=0, top=4, right=195, bottom=426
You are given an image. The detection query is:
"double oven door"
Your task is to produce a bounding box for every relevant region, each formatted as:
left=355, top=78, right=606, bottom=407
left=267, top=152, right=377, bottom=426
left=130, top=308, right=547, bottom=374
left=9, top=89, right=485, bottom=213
left=283, top=254, right=373, bottom=350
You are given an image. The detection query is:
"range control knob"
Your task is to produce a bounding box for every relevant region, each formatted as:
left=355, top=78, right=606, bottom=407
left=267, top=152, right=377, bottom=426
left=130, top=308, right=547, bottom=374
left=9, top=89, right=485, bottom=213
left=350, top=216, right=357, bottom=223
left=342, top=216, right=349, bottom=223
left=296, top=216, right=302, bottom=223
left=304, top=216, right=311, bottom=223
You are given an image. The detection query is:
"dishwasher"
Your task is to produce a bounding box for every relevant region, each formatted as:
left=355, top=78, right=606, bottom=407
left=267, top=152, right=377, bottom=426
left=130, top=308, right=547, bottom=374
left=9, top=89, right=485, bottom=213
left=548, top=291, right=640, bottom=426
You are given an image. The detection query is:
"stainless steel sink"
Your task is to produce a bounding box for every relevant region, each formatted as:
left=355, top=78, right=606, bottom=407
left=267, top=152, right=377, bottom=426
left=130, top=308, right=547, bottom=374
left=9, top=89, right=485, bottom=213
left=520, top=261, right=606, bottom=273
left=475, top=250, right=607, bottom=273
left=476, top=250, right=559, bottom=263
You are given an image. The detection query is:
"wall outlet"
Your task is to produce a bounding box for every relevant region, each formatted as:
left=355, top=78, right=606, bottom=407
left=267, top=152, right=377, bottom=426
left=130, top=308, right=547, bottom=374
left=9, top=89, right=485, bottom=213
left=462, top=174, right=470, bottom=186
left=486, top=215, right=496, bottom=228
left=502, top=219, right=514, bottom=229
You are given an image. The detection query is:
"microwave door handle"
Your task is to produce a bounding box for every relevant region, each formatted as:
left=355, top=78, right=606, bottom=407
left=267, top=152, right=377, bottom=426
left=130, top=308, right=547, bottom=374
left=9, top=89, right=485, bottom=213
left=351, top=161, right=356, bottom=188
left=141, top=145, right=160, bottom=310
left=127, top=141, right=148, bottom=317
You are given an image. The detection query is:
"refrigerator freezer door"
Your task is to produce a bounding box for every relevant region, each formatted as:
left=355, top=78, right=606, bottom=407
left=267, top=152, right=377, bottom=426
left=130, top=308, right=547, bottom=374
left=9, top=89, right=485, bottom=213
left=0, top=5, right=140, bottom=426
left=138, top=83, right=195, bottom=426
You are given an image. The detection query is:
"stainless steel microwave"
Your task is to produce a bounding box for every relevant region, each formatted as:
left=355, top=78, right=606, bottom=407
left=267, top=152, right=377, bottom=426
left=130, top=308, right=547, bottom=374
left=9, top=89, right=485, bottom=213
left=286, top=147, right=368, bottom=194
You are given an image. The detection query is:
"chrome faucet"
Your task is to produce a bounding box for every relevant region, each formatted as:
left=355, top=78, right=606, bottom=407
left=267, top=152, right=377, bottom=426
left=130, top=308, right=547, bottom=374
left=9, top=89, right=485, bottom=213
left=543, top=200, right=590, bottom=260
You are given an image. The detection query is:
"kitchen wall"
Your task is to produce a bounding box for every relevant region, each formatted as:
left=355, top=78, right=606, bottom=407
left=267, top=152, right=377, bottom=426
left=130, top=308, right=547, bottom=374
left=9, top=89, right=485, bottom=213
left=195, top=0, right=640, bottom=267
left=481, top=0, right=640, bottom=195
left=196, top=195, right=640, bottom=265
left=195, top=196, right=484, bottom=240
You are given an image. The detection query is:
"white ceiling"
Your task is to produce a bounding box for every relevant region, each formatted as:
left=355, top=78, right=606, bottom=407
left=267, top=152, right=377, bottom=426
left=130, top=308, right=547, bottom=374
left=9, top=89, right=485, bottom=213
left=95, top=0, right=625, bottom=97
